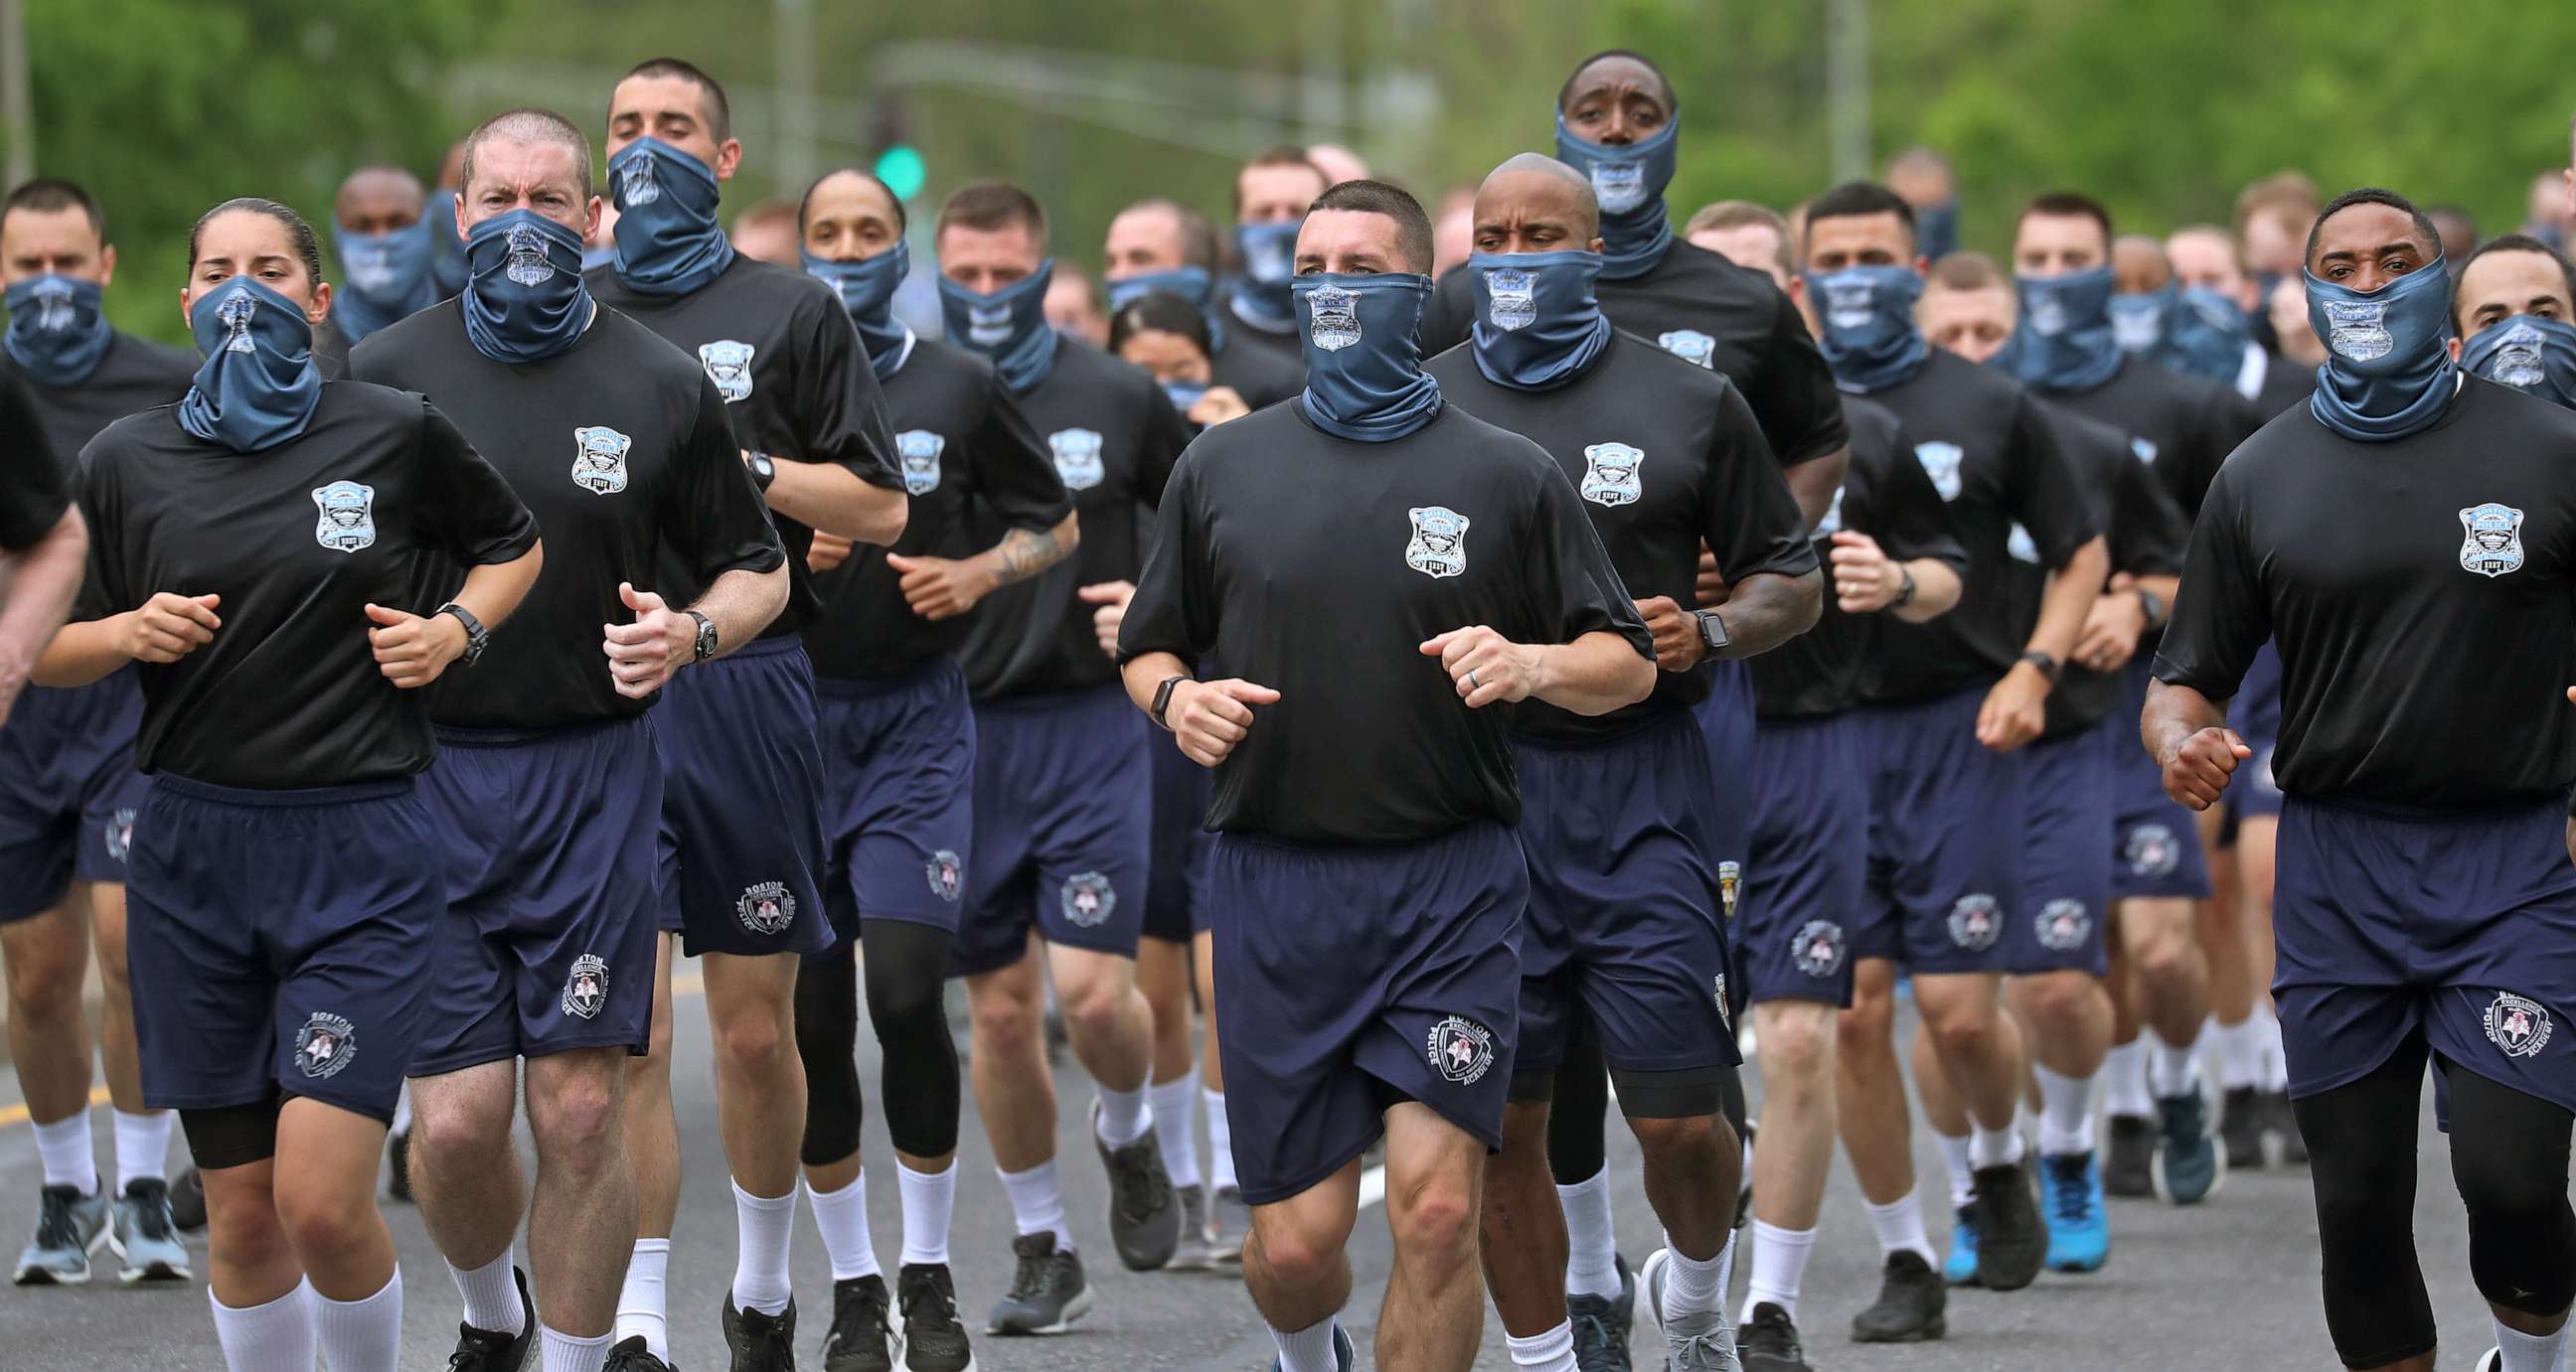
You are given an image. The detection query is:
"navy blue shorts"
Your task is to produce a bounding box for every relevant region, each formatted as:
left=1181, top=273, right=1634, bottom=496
left=2013, top=720, right=2112, bottom=976
left=126, top=776, right=439, bottom=1122
left=950, top=685, right=1151, bottom=977
left=0, top=673, right=150, bottom=921
left=656, top=638, right=833, bottom=958
left=816, top=658, right=976, bottom=944
left=1690, top=661, right=1756, bottom=879
left=1144, top=740, right=1215, bottom=944
left=1211, top=821, right=1527, bottom=1205
left=2274, top=794, right=2576, bottom=1114
left=2227, top=642, right=2285, bottom=823
left=2109, top=660, right=2215, bottom=897
left=1514, top=710, right=1738, bottom=1079
left=1852, top=686, right=2025, bottom=973
left=411, top=719, right=663, bottom=1074
left=1739, top=713, right=1866, bottom=1007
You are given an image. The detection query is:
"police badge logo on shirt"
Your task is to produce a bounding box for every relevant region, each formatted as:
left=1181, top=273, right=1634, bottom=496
left=1048, top=428, right=1106, bottom=492
left=895, top=430, right=947, bottom=496
left=1308, top=284, right=1361, bottom=352
left=2459, top=503, right=2526, bottom=578
left=311, top=481, right=378, bottom=553
left=2124, top=823, right=2179, bottom=877
left=1484, top=267, right=1537, bottom=332
left=104, top=808, right=135, bottom=864
left=2487, top=991, right=2553, bottom=1059
left=562, top=953, right=609, bottom=1020
left=2323, top=299, right=2393, bottom=362
left=2006, top=522, right=2040, bottom=564
left=571, top=425, right=632, bottom=496
left=736, top=880, right=796, bottom=936
left=925, top=849, right=963, bottom=904
left=1405, top=506, right=1470, bottom=579
left=1718, top=859, right=1741, bottom=922
left=699, top=340, right=756, bottom=402
left=1580, top=442, right=1645, bottom=508
left=1427, top=1014, right=1495, bottom=1086
left=1657, top=329, right=1715, bottom=369
left=1792, top=919, right=1847, bottom=979
left=2035, top=899, right=2092, bottom=952
left=295, top=1012, right=357, bottom=1080
left=2130, top=436, right=2160, bottom=466
left=1060, top=871, right=1115, bottom=928
left=1947, top=893, right=2002, bottom=951
left=1913, top=442, right=1966, bottom=503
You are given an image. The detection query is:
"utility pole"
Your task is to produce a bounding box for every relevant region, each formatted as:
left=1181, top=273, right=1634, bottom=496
left=1827, top=0, right=1870, bottom=183
left=1, top=0, right=33, bottom=185
left=773, top=0, right=817, bottom=192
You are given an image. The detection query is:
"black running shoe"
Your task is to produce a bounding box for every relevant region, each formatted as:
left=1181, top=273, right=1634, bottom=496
left=1091, top=1101, right=1179, bottom=1271
left=1971, top=1158, right=2044, bottom=1292
left=2219, top=1086, right=2266, bottom=1170
left=1565, top=1255, right=1633, bottom=1371
left=2104, top=1113, right=2156, bottom=1197
left=1737, top=1301, right=1811, bottom=1371
left=986, top=1232, right=1091, bottom=1335
left=896, top=1263, right=976, bottom=1371
left=724, top=1294, right=798, bottom=1372
left=1850, top=1251, right=1946, bottom=1342
left=388, top=1128, right=414, bottom=1203
left=167, top=1166, right=207, bottom=1234
left=604, top=1336, right=677, bottom=1371
left=822, top=1274, right=894, bottom=1372
left=2265, top=1089, right=2309, bottom=1164
left=445, top=1266, right=535, bottom=1371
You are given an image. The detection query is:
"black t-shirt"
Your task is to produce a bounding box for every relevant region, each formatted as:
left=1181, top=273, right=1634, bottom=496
left=19, top=333, right=197, bottom=479
left=2035, top=355, right=2264, bottom=524
left=1210, top=335, right=1302, bottom=410
left=2012, top=400, right=2187, bottom=738
left=589, top=256, right=901, bottom=640
left=1118, top=402, right=1654, bottom=844
left=2156, top=379, right=2576, bottom=805
left=805, top=336, right=1073, bottom=682
left=1864, top=349, right=2102, bottom=704
left=959, top=343, right=1192, bottom=699
left=0, top=360, right=67, bottom=551
left=1751, top=395, right=1967, bottom=719
left=352, top=301, right=788, bottom=730
left=75, top=383, right=538, bottom=788
left=2252, top=353, right=2317, bottom=420
left=1424, top=240, right=1850, bottom=468
left=1424, top=330, right=1816, bottom=741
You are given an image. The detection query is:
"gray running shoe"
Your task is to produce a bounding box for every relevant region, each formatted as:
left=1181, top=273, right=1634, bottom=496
left=1091, top=1100, right=1179, bottom=1271
left=2152, top=1090, right=2225, bottom=1206
left=986, top=1232, right=1092, bottom=1335
left=13, top=1185, right=109, bottom=1286
left=1640, top=1246, right=1740, bottom=1372
left=1208, top=1185, right=1251, bottom=1265
left=113, top=1179, right=191, bottom=1283
left=1165, top=1185, right=1218, bottom=1272
left=1566, top=1254, right=1634, bottom=1371
left=822, top=1274, right=895, bottom=1372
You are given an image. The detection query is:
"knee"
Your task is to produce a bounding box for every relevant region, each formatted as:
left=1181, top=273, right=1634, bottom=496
left=270, top=1180, right=376, bottom=1264
left=1056, top=973, right=1135, bottom=1043
left=407, top=1090, right=513, bottom=1173
left=1627, top=1113, right=1727, bottom=1167
left=2130, top=918, right=2195, bottom=983
left=529, top=1070, right=621, bottom=1163
left=2, top=934, right=82, bottom=1021
left=204, top=1180, right=289, bottom=1269
left=1759, top=1009, right=1834, bottom=1085
left=2457, top=1146, right=2565, bottom=1229
left=1251, top=1219, right=1347, bottom=1290
left=2015, top=973, right=2099, bottom=1030
left=969, top=983, right=1042, bottom=1051
left=1923, top=1001, right=1999, bottom=1060
left=1386, top=1174, right=1480, bottom=1261
left=714, top=997, right=793, bottom=1078
left=862, top=971, right=944, bottom=1044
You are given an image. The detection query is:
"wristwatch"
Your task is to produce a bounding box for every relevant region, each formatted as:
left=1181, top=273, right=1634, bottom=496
left=1892, top=565, right=1918, bottom=610
left=434, top=602, right=489, bottom=667
left=2017, top=650, right=2062, bottom=683
left=2134, top=585, right=2167, bottom=630
left=745, top=451, right=777, bottom=493
left=1694, top=609, right=1731, bottom=656
left=686, top=609, right=719, bottom=663
left=1150, top=675, right=1190, bottom=730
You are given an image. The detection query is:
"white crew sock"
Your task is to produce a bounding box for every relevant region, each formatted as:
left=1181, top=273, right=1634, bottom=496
left=2214, top=1015, right=2266, bottom=1090
left=998, top=1158, right=1074, bottom=1251
left=391, top=1085, right=413, bottom=1137
left=1741, top=1220, right=1817, bottom=1323
left=211, top=1279, right=317, bottom=1372
left=1932, top=1131, right=1976, bottom=1209
left=1556, top=1166, right=1622, bottom=1299
left=1148, top=1074, right=1202, bottom=1190
left=2102, top=1036, right=2153, bottom=1118
left=1095, top=1084, right=1152, bottom=1149
left=449, top=1249, right=524, bottom=1336
left=1507, top=1318, right=1580, bottom=1371
left=32, top=1113, right=96, bottom=1194
left=112, top=1110, right=171, bottom=1191
left=897, top=1161, right=955, bottom=1268
left=1205, top=1086, right=1238, bottom=1191
left=1864, top=1192, right=1937, bottom=1266
left=2261, top=1007, right=2292, bottom=1090
left=808, top=1173, right=881, bottom=1280
left=1660, top=1239, right=1727, bottom=1317
left=541, top=1325, right=614, bottom=1372
left=312, top=1268, right=402, bottom=1372
left=1273, top=1313, right=1345, bottom=1372
left=2032, top=1065, right=2100, bottom=1156
left=730, top=1179, right=796, bottom=1316
left=2493, top=1316, right=2571, bottom=1372
left=2149, top=1027, right=2204, bottom=1098
left=614, top=1239, right=671, bottom=1359
left=1971, top=1123, right=2025, bottom=1170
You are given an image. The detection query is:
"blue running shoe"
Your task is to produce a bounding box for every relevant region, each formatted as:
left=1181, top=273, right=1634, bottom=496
left=13, top=1185, right=109, bottom=1286
left=1941, top=1203, right=1980, bottom=1287
left=2152, top=1090, right=2226, bottom=1206
left=1269, top=1322, right=1355, bottom=1371
left=112, top=1179, right=191, bottom=1284
left=2040, top=1151, right=2109, bottom=1273
left=1566, top=1255, right=1634, bottom=1371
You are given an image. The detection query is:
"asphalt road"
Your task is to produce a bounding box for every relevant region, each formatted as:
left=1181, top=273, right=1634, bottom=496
left=0, top=982, right=2522, bottom=1370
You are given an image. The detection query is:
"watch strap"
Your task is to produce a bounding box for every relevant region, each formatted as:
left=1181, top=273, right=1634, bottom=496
left=1150, top=675, right=1189, bottom=730
left=686, top=609, right=718, bottom=663
left=1695, top=608, right=1731, bottom=654
left=1893, top=565, right=1917, bottom=609
left=2018, top=650, right=2061, bottom=683
left=434, top=602, right=488, bottom=666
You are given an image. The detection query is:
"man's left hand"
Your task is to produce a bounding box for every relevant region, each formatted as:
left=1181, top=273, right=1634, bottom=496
left=1634, top=596, right=1705, bottom=672
left=1976, top=660, right=2052, bottom=753
left=2072, top=589, right=2149, bottom=674
left=1420, top=625, right=1543, bottom=708
left=365, top=603, right=467, bottom=689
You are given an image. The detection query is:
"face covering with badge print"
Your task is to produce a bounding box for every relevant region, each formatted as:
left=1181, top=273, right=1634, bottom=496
left=1466, top=248, right=1611, bottom=391
left=1998, top=265, right=2123, bottom=392
left=175, top=276, right=324, bottom=453
left=1553, top=110, right=1678, bottom=281
left=2464, top=313, right=2576, bottom=409
left=938, top=260, right=1059, bottom=394
left=2305, top=256, right=2460, bottom=442
left=1232, top=220, right=1301, bottom=331
left=807, top=239, right=914, bottom=381
left=460, top=209, right=593, bottom=365
left=331, top=218, right=441, bottom=345
left=1805, top=264, right=1931, bottom=394
left=607, top=136, right=737, bottom=297
left=1293, top=271, right=1443, bottom=442
left=3, top=273, right=113, bottom=387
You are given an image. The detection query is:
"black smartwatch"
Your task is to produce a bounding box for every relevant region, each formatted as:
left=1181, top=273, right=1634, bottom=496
left=434, top=602, right=489, bottom=667
left=745, top=451, right=777, bottom=493
left=2134, top=585, right=2167, bottom=630
left=1892, top=565, right=1918, bottom=610
left=1149, top=675, right=1190, bottom=730
left=1694, top=608, right=1731, bottom=657
left=686, top=609, right=719, bottom=663
left=2017, top=650, right=2062, bottom=683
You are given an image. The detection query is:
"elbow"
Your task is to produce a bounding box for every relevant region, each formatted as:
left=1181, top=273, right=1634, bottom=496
left=753, top=561, right=792, bottom=624
left=49, top=505, right=87, bottom=564
left=2067, top=534, right=2111, bottom=582
left=1056, top=510, right=1082, bottom=556
left=1787, top=567, right=1825, bottom=635
left=864, top=487, right=908, bottom=546
left=1620, top=647, right=1659, bottom=707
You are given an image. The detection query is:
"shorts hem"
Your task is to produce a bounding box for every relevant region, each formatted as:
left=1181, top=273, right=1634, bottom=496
left=1746, top=988, right=1853, bottom=1010
left=407, top=1029, right=647, bottom=1078
left=0, top=881, right=71, bottom=924
left=1235, top=1130, right=1378, bottom=1208
left=142, top=1085, right=277, bottom=1114
left=280, top=1087, right=397, bottom=1127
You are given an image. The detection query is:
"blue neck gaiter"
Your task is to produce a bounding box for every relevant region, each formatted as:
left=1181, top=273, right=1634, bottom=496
left=2464, top=314, right=2576, bottom=409
left=460, top=210, right=593, bottom=365
left=805, top=240, right=914, bottom=381
left=2306, top=260, right=2460, bottom=442
left=425, top=190, right=468, bottom=297
left=2004, top=266, right=2123, bottom=392
left=1468, top=249, right=1611, bottom=391
left=1807, top=265, right=1931, bottom=394
left=3, top=274, right=113, bottom=387
left=1293, top=272, right=1443, bottom=442
left=1108, top=266, right=1223, bottom=350
left=1554, top=112, right=1678, bottom=282
left=1230, top=221, right=1301, bottom=332
left=175, top=277, right=324, bottom=453
left=608, top=137, right=736, bottom=298
left=2159, top=287, right=2254, bottom=386
left=1162, top=380, right=1208, bottom=415
left=938, top=260, right=1059, bottom=394
left=332, top=219, right=440, bottom=344
left=2110, top=285, right=2174, bottom=355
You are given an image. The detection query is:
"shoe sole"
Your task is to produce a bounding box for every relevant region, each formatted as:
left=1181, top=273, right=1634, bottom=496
left=15, top=1215, right=111, bottom=1287
left=121, top=1256, right=192, bottom=1284
left=987, top=1285, right=1093, bottom=1336
left=2150, top=1140, right=2228, bottom=1206
left=1851, top=1314, right=1947, bottom=1344
left=823, top=1327, right=899, bottom=1372
left=2043, top=1250, right=2108, bottom=1274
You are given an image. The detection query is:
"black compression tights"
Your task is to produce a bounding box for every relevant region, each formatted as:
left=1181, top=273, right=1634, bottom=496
left=795, top=919, right=961, bottom=1166
left=1544, top=1038, right=1750, bottom=1185
left=2296, top=1038, right=2575, bottom=1368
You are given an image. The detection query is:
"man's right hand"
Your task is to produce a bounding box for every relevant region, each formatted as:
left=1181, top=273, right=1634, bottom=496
left=2161, top=725, right=2252, bottom=810
left=808, top=532, right=854, bottom=573
left=1167, top=678, right=1280, bottom=768
left=1077, top=581, right=1135, bottom=660
left=118, top=592, right=222, bottom=664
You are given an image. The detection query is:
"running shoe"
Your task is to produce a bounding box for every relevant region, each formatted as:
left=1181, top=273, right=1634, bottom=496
left=113, top=1178, right=191, bottom=1283
left=167, top=1165, right=207, bottom=1233
left=1850, top=1250, right=1946, bottom=1342
left=2219, top=1085, right=2266, bottom=1170
left=1737, top=1301, right=1812, bottom=1372
left=1640, top=1247, right=1738, bottom=1371
left=1566, top=1254, right=1633, bottom=1371
left=895, top=1263, right=976, bottom=1372
left=822, top=1273, right=894, bottom=1372
left=2152, top=1090, right=2225, bottom=1205
left=723, top=1294, right=797, bottom=1372
left=2039, top=1150, right=2109, bottom=1273
left=1972, top=1158, right=2045, bottom=1292
left=604, top=1337, right=676, bottom=1371
left=986, top=1232, right=1091, bottom=1335
left=1941, top=1202, right=1979, bottom=1287
left=1091, top=1100, right=1179, bottom=1271
left=445, top=1265, right=535, bottom=1370
left=1166, top=1184, right=1217, bottom=1272
left=12, top=1185, right=108, bottom=1286
left=2104, top=1114, right=2157, bottom=1197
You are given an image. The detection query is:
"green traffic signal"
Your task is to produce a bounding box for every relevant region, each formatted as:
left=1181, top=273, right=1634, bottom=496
left=875, top=145, right=926, bottom=202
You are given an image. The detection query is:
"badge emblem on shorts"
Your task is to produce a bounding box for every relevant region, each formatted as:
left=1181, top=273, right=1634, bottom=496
left=926, top=849, right=963, bottom=903
left=504, top=223, right=553, bottom=287
left=1657, top=329, right=1715, bottom=369
left=563, top=954, right=609, bottom=1020
left=2324, top=299, right=2393, bottom=362
left=1913, top=441, right=1965, bottom=503
left=311, top=480, right=378, bottom=553
left=1405, top=506, right=1470, bottom=579
left=1792, top=919, right=1847, bottom=978
left=1060, top=872, right=1115, bottom=928
left=1483, top=266, right=1537, bottom=332
left=1717, top=859, right=1741, bottom=922
left=570, top=425, right=632, bottom=495
left=2487, top=991, right=2553, bottom=1059
left=104, top=808, right=135, bottom=863
left=698, top=340, right=756, bottom=402
left=1308, top=284, right=1361, bottom=352
left=2035, top=899, right=2092, bottom=952
left=2494, top=320, right=2550, bottom=389
left=295, top=1012, right=356, bottom=1079
left=1427, top=1014, right=1495, bottom=1086
left=2124, top=823, right=2179, bottom=877
left=2006, top=521, right=2040, bottom=564
left=737, top=881, right=796, bottom=936
left=1580, top=443, right=1645, bottom=508
left=2131, top=436, right=2160, bottom=466
left=1048, top=428, right=1106, bottom=492
left=896, top=430, right=947, bottom=495
left=1947, top=894, right=2001, bottom=951
left=2460, top=503, right=2526, bottom=578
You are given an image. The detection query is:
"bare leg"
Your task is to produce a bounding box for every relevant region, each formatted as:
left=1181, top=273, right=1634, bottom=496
left=1751, top=1000, right=1838, bottom=1232
left=201, top=1156, right=304, bottom=1308
left=406, top=1060, right=525, bottom=1271
left=623, top=934, right=682, bottom=1240
left=3, top=897, right=94, bottom=1128
left=1911, top=973, right=2023, bottom=1131
left=2120, top=898, right=2210, bottom=1049
left=1243, top=1159, right=1359, bottom=1331
left=965, top=939, right=1057, bottom=1173
left=270, top=1099, right=397, bottom=1300
left=1475, top=1100, right=1566, bottom=1335
left=1836, top=959, right=1915, bottom=1205
left=702, top=951, right=805, bottom=1199
left=87, top=883, right=150, bottom=1117
left=1136, top=937, right=1196, bottom=1087
left=1376, top=1103, right=1487, bottom=1372
left=2009, top=971, right=2113, bottom=1080
left=1194, top=930, right=1224, bottom=1094
left=1046, top=943, right=1155, bottom=1096
left=524, top=1047, right=638, bottom=1337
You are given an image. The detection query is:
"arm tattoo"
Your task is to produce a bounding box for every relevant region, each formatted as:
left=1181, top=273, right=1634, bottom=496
left=990, top=525, right=1070, bottom=586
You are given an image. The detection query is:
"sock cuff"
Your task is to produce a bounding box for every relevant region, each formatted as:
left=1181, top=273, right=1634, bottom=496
left=894, top=1159, right=953, bottom=1183
left=731, top=1178, right=797, bottom=1210
left=997, top=1158, right=1058, bottom=1185
left=1750, top=1219, right=1816, bottom=1246
left=314, top=1266, right=400, bottom=1309
left=213, top=1281, right=315, bottom=1315
left=447, top=1250, right=512, bottom=1282
left=1553, top=1166, right=1611, bottom=1200
left=632, top=1238, right=671, bottom=1258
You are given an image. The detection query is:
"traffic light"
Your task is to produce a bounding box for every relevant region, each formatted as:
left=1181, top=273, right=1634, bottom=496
left=869, top=95, right=923, bottom=202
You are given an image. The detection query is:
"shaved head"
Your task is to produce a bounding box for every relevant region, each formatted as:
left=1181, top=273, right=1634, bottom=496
left=1483, top=153, right=1598, bottom=238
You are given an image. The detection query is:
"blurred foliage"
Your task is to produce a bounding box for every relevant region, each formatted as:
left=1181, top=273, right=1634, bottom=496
left=13, top=0, right=2576, bottom=344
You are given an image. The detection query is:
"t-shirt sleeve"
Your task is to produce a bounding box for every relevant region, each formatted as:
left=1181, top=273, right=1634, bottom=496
left=966, top=375, right=1072, bottom=533
left=1749, top=293, right=1852, bottom=468
left=1865, top=417, right=1970, bottom=578
left=2004, top=393, right=2103, bottom=568
left=2110, top=446, right=2190, bottom=578
left=2151, top=465, right=2268, bottom=699
left=0, top=364, right=69, bottom=551
left=665, top=377, right=790, bottom=584
left=1523, top=450, right=1655, bottom=659
left=71, top=444, right=123, bottom=622
left=1115, top=448, right=1210, bottom=669
left=1132, top=374, right=1194, bottom=509
left=1702, top=382, right=1821, bottom=584
left=408, top=399, right=540, bottom=566
left=788, top=294, right=902, bottom=490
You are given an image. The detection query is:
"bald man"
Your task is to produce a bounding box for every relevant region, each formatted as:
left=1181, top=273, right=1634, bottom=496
left=318, top=165, right=439, bottom=374
left=1305, top=143, right=1369, bottom=187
